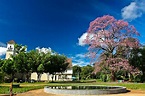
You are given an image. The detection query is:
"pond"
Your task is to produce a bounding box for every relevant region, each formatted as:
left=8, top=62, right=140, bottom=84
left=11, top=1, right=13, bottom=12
left=44, top=85, right=127, bottom=95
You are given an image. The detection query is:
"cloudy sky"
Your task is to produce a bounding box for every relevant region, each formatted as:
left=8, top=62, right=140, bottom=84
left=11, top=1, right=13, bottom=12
left=0, top=0, right=145, bottom=66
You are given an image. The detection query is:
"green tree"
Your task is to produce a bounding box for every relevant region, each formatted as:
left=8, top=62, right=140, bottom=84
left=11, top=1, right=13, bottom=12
left=0, top=59, right=4, bottom=82
left=129, top=46, right=145, bottom=82
left=27, top=49, right=51, bottom=81
left=1, top=59, right=16, bottom=82
left=37, top=64, right=44, bottom=81
left=12, top=52, right=32, bottom=81
left=27, top=50, right=40, bottom=72
left=48, top=54, right=69, bottom=82
left=0, top=59, right=3, bottom=67
left=14, top=44, right=27, bottom=54
left=73, top=65, right=81, bottom=80
left=80, top=65, right=94, bottom=80
left=43, top=53, right=51, bottom=81
left=27, top=50, right=42, bottom=81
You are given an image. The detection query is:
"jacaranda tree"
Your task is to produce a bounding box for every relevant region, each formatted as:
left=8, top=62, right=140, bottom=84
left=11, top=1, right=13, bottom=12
left=84, top=15, right=140, bottom=81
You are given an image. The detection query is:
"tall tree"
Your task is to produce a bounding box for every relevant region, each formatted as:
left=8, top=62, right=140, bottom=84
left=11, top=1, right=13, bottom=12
left=43, top=52, right=51, bottom=81
left=14, top=44, right=27, bottom=54
left=0, top=59, right=4, bottom=82
left=84, top=15, right=140, bottom=81
left=48, top=54, right=69, bottom=82
left=37, top=64, right=44, bottom=81
left=0, top=59, right=3, bottom=67
left=73, top=65, right=81, bottom=80
left=27, top=50, right=40, bottom=73
left=29, top=48, right=51, bottom=81
left=35, top=48, right=52, bottom=81
left=11, top=44, right=30, bottom=81
left=129, top=46, right=145, bottom=82
left=12, top=52, right=32, bottom=81
left=27, top=50, right=43, bottom=81
left=80, top=65, right=94, bottom=80
left=1, top=59, right=16, bottom=81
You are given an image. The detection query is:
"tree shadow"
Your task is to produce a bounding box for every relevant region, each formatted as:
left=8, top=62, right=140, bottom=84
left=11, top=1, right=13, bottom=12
left=126, top=89, right=131, bottom=93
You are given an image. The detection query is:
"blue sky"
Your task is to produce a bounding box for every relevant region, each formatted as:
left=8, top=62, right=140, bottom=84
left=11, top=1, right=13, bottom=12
left=0, top=0, right=145, bottom=66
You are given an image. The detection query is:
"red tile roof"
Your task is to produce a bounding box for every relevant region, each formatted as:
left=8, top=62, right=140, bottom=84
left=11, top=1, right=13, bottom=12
left=67, top=58, right=72, bottom=68
left=7, top=40, right=16, bottom=44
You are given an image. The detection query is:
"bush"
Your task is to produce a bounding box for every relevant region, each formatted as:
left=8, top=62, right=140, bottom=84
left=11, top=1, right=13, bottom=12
left=100, top=74, right=107, bottom=82
left=134, top=75, right=142, bottom=83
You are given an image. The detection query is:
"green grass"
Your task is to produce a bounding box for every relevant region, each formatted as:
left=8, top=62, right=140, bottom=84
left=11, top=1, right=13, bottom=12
left=0, top=83, right=46, bottom=94
left=113, top=83, right=145, bottom=90
left=0, top=81, right=145, bottom=94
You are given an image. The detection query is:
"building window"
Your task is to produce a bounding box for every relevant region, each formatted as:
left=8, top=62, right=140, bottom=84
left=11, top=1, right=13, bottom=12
left=65, top=75, right=67, bottom=79
left=58, top=75, right=61, bottom=79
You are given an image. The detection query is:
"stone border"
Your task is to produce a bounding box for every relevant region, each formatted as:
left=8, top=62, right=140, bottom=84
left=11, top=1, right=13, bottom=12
left=44, top=86, right=127, bottom=95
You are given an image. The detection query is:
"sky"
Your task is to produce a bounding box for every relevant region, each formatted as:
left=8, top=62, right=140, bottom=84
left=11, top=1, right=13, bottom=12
left=0, top=0, right=145, bottom=66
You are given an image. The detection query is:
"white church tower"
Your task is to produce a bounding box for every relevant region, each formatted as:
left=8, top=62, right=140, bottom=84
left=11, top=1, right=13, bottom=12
left=5, top=40, right=15, bottom=59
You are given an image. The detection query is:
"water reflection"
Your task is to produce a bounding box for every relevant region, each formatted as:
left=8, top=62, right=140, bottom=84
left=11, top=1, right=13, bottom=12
left=48, top=86, right=119, bottom=90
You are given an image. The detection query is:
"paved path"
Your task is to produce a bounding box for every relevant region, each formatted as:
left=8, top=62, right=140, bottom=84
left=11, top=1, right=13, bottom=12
left=16, top=89, right=145, bottom=96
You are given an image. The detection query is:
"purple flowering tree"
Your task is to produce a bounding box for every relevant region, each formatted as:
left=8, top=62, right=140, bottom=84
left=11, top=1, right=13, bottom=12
left=84, top=15, right=140, bottom=81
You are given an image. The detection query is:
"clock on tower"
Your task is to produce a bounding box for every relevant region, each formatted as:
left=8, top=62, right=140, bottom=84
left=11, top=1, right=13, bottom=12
left=5, top=40, right=15, bottom=59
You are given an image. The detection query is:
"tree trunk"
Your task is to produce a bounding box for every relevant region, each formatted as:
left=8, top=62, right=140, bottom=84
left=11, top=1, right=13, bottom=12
left=61, top=73, right=63, bottom=81
left=51, top=75, right=54, bottom=82
left=47, top=73, right=49, bottom=82
left=78, top=72, right=80, bottom=80
left=21, top=73, right=24, bottom=81
left=11, top=73, right=15, bottom=82
left=141, top=72, right=145, bottom=83
left=111, top=71, right=116, bottom=81
left=26, top=72, right=30, bottom=82
left=37, top=73, right=42, bottom=82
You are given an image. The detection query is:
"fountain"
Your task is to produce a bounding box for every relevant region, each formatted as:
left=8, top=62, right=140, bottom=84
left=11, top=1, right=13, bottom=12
left=44, top=85, right=127, bottom=95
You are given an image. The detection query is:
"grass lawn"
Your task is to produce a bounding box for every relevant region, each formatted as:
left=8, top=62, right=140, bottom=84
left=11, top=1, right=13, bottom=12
left=0, top=83, right=46, bottom=94
left=0, top=80, right=145, bottom=94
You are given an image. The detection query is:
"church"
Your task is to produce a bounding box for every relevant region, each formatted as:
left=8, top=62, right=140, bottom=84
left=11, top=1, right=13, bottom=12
left=5, top=40, right=73, bottom=81
left=5, top=40, right=16, bottom=59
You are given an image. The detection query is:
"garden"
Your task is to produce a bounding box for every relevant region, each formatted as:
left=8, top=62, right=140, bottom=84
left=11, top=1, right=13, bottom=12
left=0, top=81, right=145, bottom=95
left=1, top=15, right=145, bottom=95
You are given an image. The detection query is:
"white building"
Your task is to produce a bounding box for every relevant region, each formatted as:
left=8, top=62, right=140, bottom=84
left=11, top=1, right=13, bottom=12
left=31, top=59, right=73, bottom=81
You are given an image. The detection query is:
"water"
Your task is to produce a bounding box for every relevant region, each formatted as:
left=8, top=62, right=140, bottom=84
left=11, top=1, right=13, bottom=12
left=47, top=86, right=119, bottom=90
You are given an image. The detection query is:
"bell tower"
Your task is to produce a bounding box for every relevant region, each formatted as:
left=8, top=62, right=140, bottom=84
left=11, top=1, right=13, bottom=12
left=5, top=40, right=15, bottom=59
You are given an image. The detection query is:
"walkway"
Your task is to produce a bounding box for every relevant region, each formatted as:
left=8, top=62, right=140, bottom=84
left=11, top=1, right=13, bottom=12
left=16, top=89, right=145, bottom=96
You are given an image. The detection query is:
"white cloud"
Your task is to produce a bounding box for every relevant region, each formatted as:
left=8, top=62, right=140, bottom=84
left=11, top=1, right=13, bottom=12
left=0, top=42, right=7, bottom=57
left=69, top=53, right=91, bottom=66
left=36, top=47, right=52, bottom=54
left=78, top=32, right=96, bottom=46
left=73, top=60, right=90, bottom=66
left=76, top=54, right=85, bottom=58
left=121, top=0, right=145, bottom=21
left=0, top=47, right=7, bottom=56
left=0, top=42, right=6, bottom=47
left=78, top=33, right=88, bottom=46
